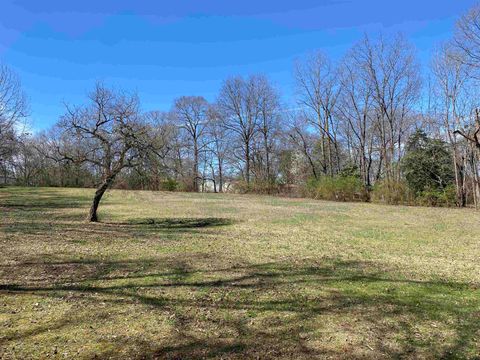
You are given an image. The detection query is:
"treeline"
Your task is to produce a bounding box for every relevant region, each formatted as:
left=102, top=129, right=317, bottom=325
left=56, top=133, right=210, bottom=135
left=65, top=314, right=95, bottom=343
left=3, top=4, right=480, bottom=209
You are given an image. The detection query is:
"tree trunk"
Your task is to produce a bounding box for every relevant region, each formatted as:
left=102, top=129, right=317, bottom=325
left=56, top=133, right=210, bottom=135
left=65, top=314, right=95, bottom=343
left=212, top=178, right=217, bottom=193
left=453, top=156, right=466, bottom=207
left=263, top=132, right=271, bottom=183
left=245, top=141, right=250, bottom=185
left=193, top=141, right=199, bottom=192
left=218, top=160, right=223, bottom=193
left=88, top=174, right=116, bottom=222
left=470, top=146, right=480, bottom=209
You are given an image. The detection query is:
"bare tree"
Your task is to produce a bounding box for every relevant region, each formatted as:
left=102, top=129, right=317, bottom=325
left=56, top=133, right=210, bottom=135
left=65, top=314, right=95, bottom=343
left=451, top=4, right=480, bottom=206
left=453, top=3, right=480, bottom=151
left=172, top=96, right=209, bottom=192
left=357, top=34, right=421, bottom=182
left=0, top=64, right=28, bottom=180
left=51, top=83, right=159, bottom=222
left=217, top=75, right=265, bottom=185
left=294, top=51, right=341, bottom=176
left=454, top=3, right=480, bottom=75
left=125, top=110, right=177, bottom=190
left=256, top=77, right=282, bottom=184
left=432, top=43, right=472, bottom=206
left=287, top=113, right=319, bottom=180
left=337, top=47, right=376, bottom=187
left=11, top=137, right=46, bottom=186
left=453, top=109, right=480, bottom=207
left=206, top=106, right=232, bottom=192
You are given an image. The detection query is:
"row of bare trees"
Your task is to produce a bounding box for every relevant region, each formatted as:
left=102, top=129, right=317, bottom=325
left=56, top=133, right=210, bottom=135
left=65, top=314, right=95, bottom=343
left=3, top=3, right=480, bottom=219
left=0, top=64, right=29, bottom=184
left=292, top=34, right=421, bottom=187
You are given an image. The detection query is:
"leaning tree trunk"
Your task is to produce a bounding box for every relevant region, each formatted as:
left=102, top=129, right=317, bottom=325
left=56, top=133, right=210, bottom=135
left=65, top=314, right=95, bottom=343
left=88, top=174, right=117, bottom=222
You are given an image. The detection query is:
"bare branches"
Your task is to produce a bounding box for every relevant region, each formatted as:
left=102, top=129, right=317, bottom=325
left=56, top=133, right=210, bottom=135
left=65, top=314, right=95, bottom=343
left=454, top=109, right=480, bottom=149
left=454, top=4, right=480, bottom=73
left=294, top=51, right=341, bottom=176
left=217, top=75, right=279, bottom=185
left=51, top=83, right=168, bottom=220
left=0, top=64, right=29, bottom=161
left=172, top=96, right=210, bottom=191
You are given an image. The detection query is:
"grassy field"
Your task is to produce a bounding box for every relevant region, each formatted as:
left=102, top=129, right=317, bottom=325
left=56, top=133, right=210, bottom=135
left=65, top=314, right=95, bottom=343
left=1, top=187, right=480, bottom=359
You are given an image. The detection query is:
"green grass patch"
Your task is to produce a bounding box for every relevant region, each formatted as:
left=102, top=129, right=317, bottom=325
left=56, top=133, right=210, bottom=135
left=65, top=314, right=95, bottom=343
left=1, top=187, right=480, bottom=358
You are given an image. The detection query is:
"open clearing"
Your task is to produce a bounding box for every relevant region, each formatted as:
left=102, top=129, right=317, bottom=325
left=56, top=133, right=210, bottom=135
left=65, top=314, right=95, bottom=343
left=1, top=187, right=480, bottom=359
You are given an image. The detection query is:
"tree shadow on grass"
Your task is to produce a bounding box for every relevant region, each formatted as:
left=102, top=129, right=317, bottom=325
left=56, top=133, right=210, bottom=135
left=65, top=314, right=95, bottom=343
left=1, top=187, right=236, bottom=229
left=1, top=217, right=236, bottom=239
left=0, top=188, right=90, bottom=207
left=119, top=217, right=235, bottom=228
left=1, top=189, right=92, bottom=224
left=1, top=256, right=479, bottom=359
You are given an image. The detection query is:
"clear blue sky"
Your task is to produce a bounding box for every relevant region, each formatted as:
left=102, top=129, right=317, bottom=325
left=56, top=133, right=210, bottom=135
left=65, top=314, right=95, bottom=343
left=0, top=0, right=476, bottom=131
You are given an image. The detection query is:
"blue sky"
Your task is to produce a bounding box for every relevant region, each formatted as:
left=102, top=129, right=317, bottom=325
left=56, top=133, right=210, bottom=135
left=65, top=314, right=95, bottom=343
left=0, top=0, right=476, bottom=131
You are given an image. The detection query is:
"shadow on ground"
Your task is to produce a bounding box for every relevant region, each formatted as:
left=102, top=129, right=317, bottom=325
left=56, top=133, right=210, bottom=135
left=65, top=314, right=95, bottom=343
left=120, top=217, right=235, bottom=228
left=1, top=188, right=479, bottom=358
left=1, top=188, right=236, bottom=228
left=1, top=217, right=236, bottom=239
left=1, top=255, right=479, bottom=359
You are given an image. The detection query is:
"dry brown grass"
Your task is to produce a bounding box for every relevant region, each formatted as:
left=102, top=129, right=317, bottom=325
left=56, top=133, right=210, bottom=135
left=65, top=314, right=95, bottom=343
left=1, top=187, right=479, bottom=359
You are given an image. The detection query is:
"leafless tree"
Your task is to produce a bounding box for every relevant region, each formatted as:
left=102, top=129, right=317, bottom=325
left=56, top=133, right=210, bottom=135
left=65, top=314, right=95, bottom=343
left=357, top=34, right=421, bottom=182
left=51, top=83, right=160, bottom=222
left=452, top=3, right=480, bottom=149
left=294, top=51, right=341, bottom=176
left=432, top=43, right=472, bottom=206
left=217, top=75, right=265, bottom=185
left=126, top=110, right=177, bottom=190
left=172, top=96, right=209, bottom=191
left=454, top=3, right=480, bottom=75
left=205, top=106, right=232, bottom=192
left=337, top=46, right=376, bottom=187
left=287, top=113, right=319, bottom=180
left=453, top=108, right=480, bottom=206
left=0, top=64, right=28, bottom=178
left=451, top=4, right=480, bottom=205
left=11, top=137, right=45, bottom=186
left=256, top=77, right=282, bottom=183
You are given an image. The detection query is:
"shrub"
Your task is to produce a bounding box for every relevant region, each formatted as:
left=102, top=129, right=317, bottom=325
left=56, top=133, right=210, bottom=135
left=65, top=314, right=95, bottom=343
left=251, top=180, right=280, bottom=195
left=160, top=178, right=179, bottom=191
left=338, top=164, right=361, bottom=179
left=371, top=179, right=413, bottom=205
left=415, top=185, right=457, bottom=207
left=232, top=179, right=281, bottom=194
left=371, top=180, right=457, bottom=207
left=231, top=180, right=252, bottom=194
left=402, top=129, right=454, bottom=196
left=306, top=176, right=367, bottom=202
